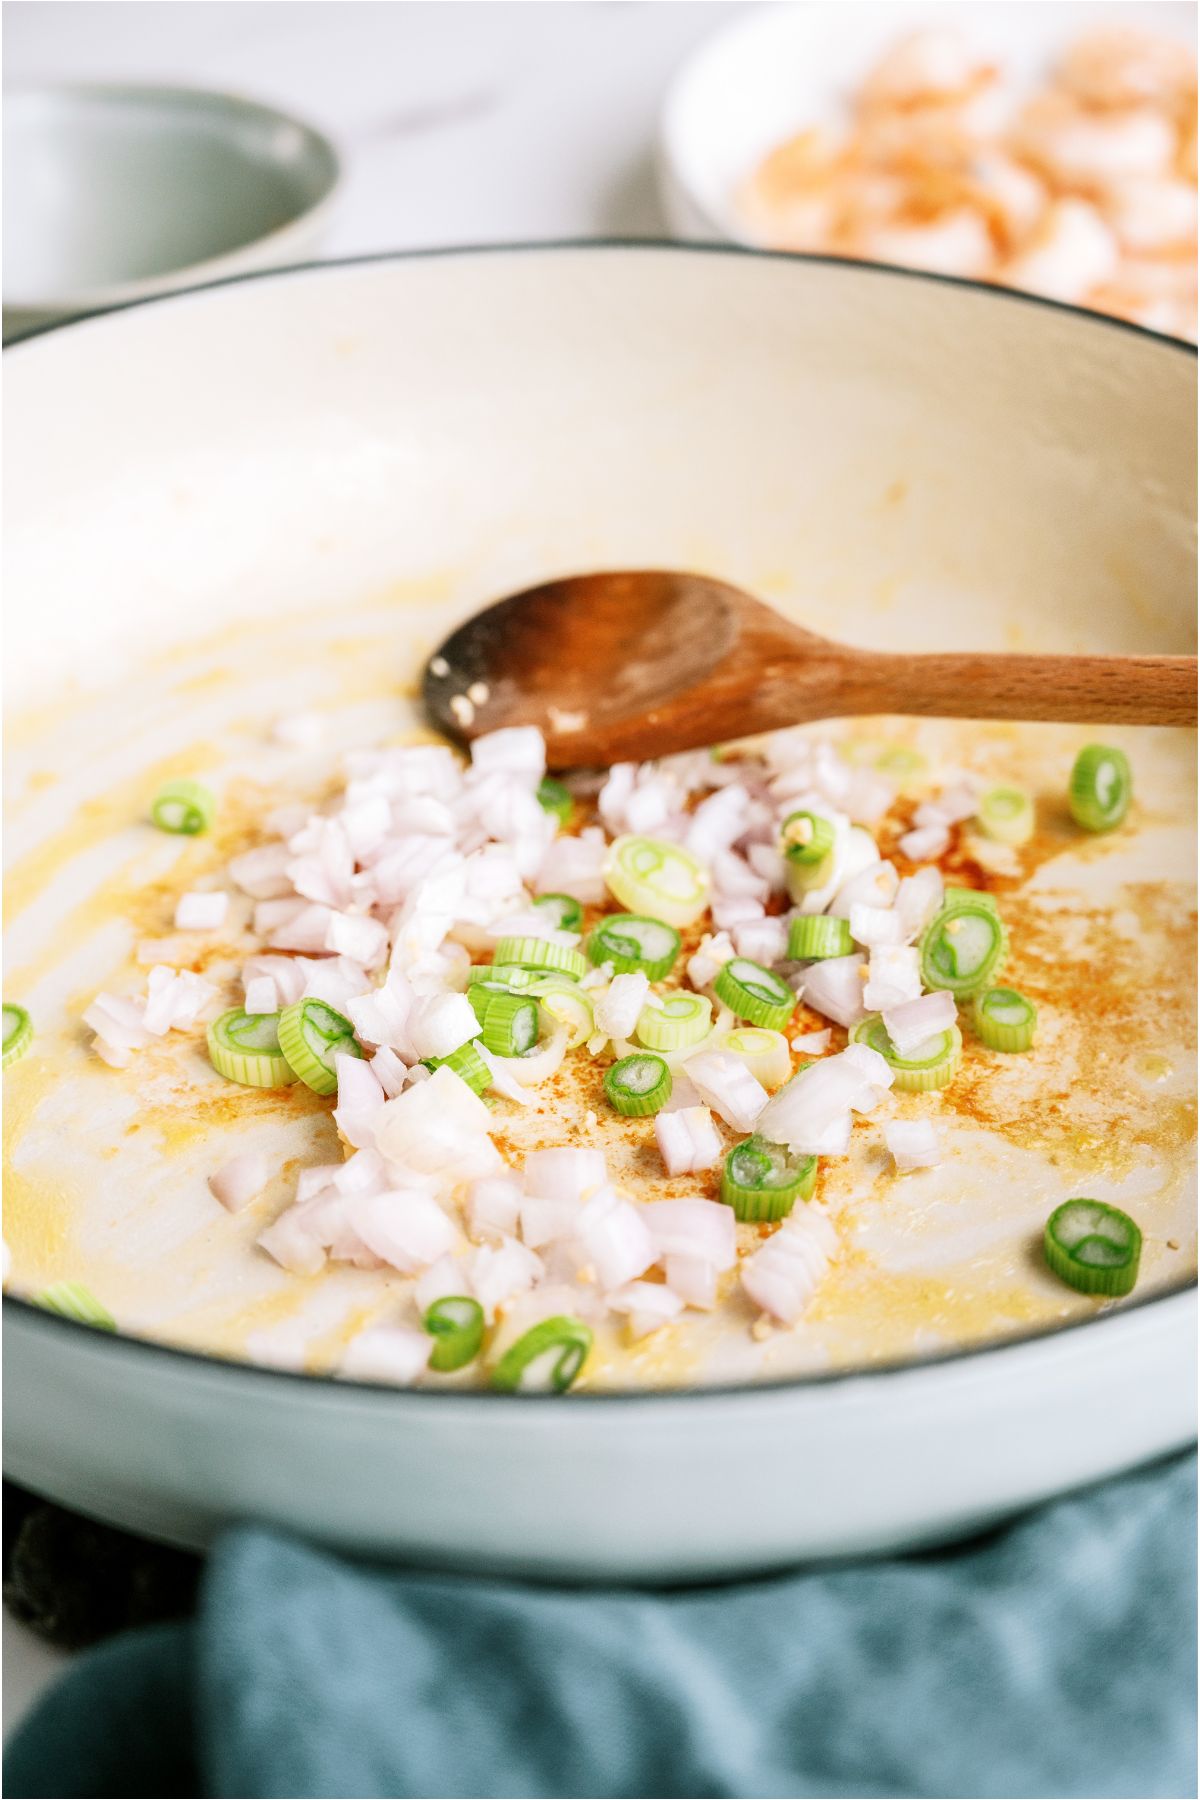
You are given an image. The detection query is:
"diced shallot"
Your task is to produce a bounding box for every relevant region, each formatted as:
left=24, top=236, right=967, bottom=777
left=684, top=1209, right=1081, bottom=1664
left=594, top=973, right=650, bottom=1042
left=741, top=1205, right=838, bottom=1323
left=684, top=1052, right=768, bottom=1132
left=333, top=1054, right=386, bottom=1150
left=654, top=1106, right=723, bottom=1176
left=340, top=1326, right=430, bottom=1386
left=228, top=844, right=293, bottom=900
left=174, top=891, right=228, bottom=932
left=799, top=954, right=867, bottom=1029
left=882, top=991, right=957, bottom=1057
left=900, top=824, right=950, bottom=862
left=665, top=1255, right=717, bottom=1310
left=466, top=1174, right=523, bottom=1241
left=575, top=1184, right=656, bottom=1291
left=346, top=1187, right=459, bottom=1273
left=641, top=1199, right=737, bottom=1270
left=885, top=1119, right=942, bottom=1172
left=863, top=945, right=922, bottom=1011
left=895, top=867, right=945, bottom=941
left=607, top=1280, right=685, bottom=1339
left=687, top=932, right=735, bottom=989
left=207, top=1152, right=270, bottom=1213
left=523, top=1147, right=606, bottom=1201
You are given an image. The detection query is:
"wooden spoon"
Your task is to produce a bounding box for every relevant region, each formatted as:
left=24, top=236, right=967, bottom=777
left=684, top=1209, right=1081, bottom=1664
left=422, top=570, right=1197, bottom=768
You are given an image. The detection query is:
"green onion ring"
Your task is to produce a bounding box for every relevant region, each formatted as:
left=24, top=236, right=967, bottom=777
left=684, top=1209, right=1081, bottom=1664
left=150, top=778, right=215, bottom=835
left=208, top=1008, right=299, bottom=1088
left=787, top=915, right=854, bottom=961
left=720, top=1134, right=817, bottom=1221
left=492, top=1315, right=593, bottom=1392
left=276, top=999, right=362, bottom=1096
left=850, top=1015, right=963, bottom=1093
left=424, top=1295, right=486, bottom=1371
left=586, top=913, right=681, bottom=981
left=1069, top=745, right=1132, bottom=834
left=1043, top=1199, right=1141, bottom=1297
left=604, top=1052, right=672, bottom=1116
left=3, top=1003, right=33, bottom=1069
left=714, top=957, right=796, bottom=1031
left=971, top=987, right=1037, bottom=1053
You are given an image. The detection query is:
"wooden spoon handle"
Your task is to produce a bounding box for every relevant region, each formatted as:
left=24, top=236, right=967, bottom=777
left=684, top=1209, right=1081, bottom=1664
left=835, top=650, right=1197, bottom=727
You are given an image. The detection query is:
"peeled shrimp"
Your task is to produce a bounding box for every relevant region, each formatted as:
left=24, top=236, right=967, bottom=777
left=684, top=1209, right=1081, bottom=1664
left=1057, top=27, right=1196, bottom=114
left=1002, top=198, right=1119, bottom=304
left=1015, top=93, right=1177, bottom=192
left=965, top=152, right=1048, bottom=250
left=847, top=204, right=995, bottom=279
left=860, top=29, right=996, bottom=112
left=1104, top=176, right=1197, bottom=256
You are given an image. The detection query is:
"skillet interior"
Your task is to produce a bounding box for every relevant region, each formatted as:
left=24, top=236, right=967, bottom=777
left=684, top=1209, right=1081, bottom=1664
left=4, top=245, right=1196, bottom=1394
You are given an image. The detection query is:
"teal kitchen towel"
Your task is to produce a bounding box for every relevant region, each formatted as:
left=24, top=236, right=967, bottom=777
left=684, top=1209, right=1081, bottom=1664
left=6, top=1452, right=1195, bottom=1800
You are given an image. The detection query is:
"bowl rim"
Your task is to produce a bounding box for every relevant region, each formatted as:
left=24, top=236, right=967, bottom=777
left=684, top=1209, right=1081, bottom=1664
left=3, top=78, right=342, bottom=315
left=5, top=234, right=1197, bottom=355
left=4, top=237, right=1195, bottom=1403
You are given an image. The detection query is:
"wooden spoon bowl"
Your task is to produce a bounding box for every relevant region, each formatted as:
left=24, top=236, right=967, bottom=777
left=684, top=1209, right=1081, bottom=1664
left=423, top=570, right=1196, bottom=768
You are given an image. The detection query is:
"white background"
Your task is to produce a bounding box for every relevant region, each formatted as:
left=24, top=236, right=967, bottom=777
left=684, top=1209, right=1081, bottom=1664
left=2, top=0, right=739, bottom=1736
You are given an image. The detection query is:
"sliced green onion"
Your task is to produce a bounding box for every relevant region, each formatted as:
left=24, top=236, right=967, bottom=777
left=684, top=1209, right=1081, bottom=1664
left=586, top=913, right=681, bottom=980
left=425, top=1041, right=492, bottom=1095
left=491, top=936, right=588, bottom=980
left=466, top=985, right=501, bottom=1028
left=3, top=1004, right=33, bottom=1069
left=722, top=1026, right=792, bottom=1090
left=941, top=886, right=999, bottom=915
left=720, top=1134, right=816, bottom=1221
left=480, top=993, right=539, bottom=1057
left=534, top=893, right=583, bottom=933
left=787, top=915, right=854, bottom=961
left=1069, top=745, right=1132, bottom=833
left=466, top=963, right=542, bottom=991
left=851, top=1014, right=963, bottom=1093
left=1044, top=1199, right=1141, bottom=1298
left=634, top=991, right=712, bottom=1051
left=920, top=900, right=1007, bottom=998
left=534, top=982, right=594, bottom=1050
left=276, top=999, right=362, bottom=1095
left=207, top=1008, right=299, bottom=1088
left=536, top=777, right=573, bottom=826
left=975, top=786, right=1035, bottom=846
left=150, top=778, right=215, bottom=835
left=604, top=835, right=710, bottom=929
left=424, top=1295, right=486, bottom=1371
left=604, top=1052, right=672, bottom=1116
left=714, top=957, right=795, bottom=1031
left=780, top=811, right=835, bottom=883
left=32, top=1281, right=116, bottom=1331
left=971, top=987, right=1037, bottom=1053
left=492, top=1315, right=593, bottom=1392
left=843, top=740, right=927, bottom=783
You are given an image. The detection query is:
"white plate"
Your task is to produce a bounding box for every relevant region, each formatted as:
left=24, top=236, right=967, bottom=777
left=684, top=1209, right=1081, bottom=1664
left=658, top=2, right=1196, bottom=242
left=3, top=246, right=1196, bottom=1578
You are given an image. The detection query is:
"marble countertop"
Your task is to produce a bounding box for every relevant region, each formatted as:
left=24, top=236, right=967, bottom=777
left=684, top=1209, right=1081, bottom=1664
left=2, top=0, right=739, bottom=1738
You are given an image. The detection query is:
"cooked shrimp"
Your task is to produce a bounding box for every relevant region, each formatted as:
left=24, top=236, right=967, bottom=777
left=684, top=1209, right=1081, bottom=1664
left=740, top=129, right=845, bottom=250
left=1057, top=27, right=1196, bottom=114
left=859, top=28, right=997, bottom=112
left=1002, top=198, right=1119, bottom=304
left=1104, top=176, right=1197, bottom=256
left=846, top=205, right=995, bottom=279
left=1015, top=93, right=1176, bottom=192
left=965, top=152, right=1048, bottom=252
